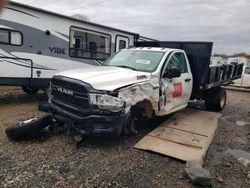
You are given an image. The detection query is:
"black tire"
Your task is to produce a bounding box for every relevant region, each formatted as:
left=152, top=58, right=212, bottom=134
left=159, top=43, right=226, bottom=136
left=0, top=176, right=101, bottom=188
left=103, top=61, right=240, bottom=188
left=120, top=110, right=139, bottom=135
left=205, top=88, right=227, bottom=111
left=120, top=111, right=132, bottom=135
left=22, top=86, right=40, bottom=94
left=44, top=85, right=51, bottom=99
left=38, top=101, right=49, bottom=113
left=5, top=114, right=52, bottom=140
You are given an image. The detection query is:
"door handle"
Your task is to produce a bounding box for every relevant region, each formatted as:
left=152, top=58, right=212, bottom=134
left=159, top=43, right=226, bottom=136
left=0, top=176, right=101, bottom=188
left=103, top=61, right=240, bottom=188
left=185, top=78, right=191, bottom=82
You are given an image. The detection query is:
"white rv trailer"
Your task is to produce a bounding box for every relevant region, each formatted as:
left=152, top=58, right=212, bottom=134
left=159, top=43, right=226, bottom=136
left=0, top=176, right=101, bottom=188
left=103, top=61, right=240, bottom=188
left=0, top=2, right=155, bottom=94
left=228, top=57, right=250, bottom=87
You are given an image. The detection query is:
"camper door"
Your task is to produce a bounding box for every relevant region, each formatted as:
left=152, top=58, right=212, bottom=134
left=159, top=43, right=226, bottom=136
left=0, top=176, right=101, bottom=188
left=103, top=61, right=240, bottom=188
left=115, top=36, right=129, bottom=52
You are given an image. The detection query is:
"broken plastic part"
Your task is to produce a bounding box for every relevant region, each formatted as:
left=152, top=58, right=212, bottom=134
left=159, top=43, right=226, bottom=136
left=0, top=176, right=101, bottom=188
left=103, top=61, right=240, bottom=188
left=89, top=93, right=125, bottom=112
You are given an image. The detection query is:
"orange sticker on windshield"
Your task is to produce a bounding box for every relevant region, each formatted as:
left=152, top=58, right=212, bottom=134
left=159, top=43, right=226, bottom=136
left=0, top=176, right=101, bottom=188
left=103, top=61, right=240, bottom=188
left=172, top=83, right=182, bottom=98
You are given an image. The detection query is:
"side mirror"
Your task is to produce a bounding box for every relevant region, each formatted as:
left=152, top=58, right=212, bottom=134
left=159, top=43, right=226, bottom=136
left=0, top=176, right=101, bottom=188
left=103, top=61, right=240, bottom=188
left=163, top=67, right=181, bottom=78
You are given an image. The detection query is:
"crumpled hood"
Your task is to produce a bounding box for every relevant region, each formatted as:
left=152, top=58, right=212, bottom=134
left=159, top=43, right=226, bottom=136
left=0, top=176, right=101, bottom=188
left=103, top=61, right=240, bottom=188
left=56, top=66, right=151, bottom=91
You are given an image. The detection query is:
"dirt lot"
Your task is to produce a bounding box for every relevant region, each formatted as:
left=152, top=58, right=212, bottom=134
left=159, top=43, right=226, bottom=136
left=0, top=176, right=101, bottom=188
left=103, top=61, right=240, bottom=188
left=0, top=86, right=250, bottom=187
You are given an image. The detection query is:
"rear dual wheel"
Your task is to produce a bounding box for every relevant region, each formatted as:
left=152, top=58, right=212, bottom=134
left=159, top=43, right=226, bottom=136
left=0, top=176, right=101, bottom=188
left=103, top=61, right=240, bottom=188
left=204, top=88, right=226, bottom=111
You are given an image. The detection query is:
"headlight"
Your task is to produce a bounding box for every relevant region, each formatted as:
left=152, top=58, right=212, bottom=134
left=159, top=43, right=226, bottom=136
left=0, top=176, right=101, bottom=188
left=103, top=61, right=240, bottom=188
left=89, top=93, right=125, bottom=112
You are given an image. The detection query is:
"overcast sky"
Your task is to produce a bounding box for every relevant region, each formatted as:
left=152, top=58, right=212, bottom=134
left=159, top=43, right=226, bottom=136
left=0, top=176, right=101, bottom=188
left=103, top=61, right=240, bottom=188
left=11, top=0, right=250, bottom=54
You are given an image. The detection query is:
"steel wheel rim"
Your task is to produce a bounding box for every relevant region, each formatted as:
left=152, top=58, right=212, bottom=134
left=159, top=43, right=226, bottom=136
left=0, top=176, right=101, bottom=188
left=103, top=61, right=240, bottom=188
left=220, top=94, right=226, bottom=108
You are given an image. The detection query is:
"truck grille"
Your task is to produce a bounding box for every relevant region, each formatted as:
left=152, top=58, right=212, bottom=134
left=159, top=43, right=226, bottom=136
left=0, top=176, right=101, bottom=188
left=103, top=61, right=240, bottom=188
left=51, top=77, right=89, bottom=109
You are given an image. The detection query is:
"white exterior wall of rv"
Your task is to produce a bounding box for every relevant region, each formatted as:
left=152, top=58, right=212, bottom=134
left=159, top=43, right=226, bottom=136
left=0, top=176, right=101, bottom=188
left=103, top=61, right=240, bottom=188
left=210, top=56, right=227, bottom=66
left=0, top=3, right=136, bottom=81
left=228, top=57, right=250, bottom=87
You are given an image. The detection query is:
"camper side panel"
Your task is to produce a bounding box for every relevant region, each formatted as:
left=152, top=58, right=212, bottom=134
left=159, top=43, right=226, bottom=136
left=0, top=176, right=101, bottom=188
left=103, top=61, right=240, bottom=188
left=0, top=3, right=136, bottom=87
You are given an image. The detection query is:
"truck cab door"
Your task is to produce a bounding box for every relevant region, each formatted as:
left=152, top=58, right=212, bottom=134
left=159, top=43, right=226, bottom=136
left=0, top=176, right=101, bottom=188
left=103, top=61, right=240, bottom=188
left=159, top=52, right=192, bottom=114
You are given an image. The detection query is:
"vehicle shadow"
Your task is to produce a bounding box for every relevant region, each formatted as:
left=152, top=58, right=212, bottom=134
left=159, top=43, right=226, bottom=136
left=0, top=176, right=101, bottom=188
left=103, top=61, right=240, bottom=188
left=0, top=93, right=46, bottom=105
left=74, top=116, right=170, bottom=149
left=4, top=114, right=170, bottom=148
left=188, top=101, right=207, bottom=111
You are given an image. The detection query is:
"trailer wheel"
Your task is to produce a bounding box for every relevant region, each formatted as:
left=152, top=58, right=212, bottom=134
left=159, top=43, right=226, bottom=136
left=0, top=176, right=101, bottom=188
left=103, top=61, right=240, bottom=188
left=5, top=114, right=52, bottom=140
left=22, top=86, right=40, bottom=94
left=205, top=88, right=226, bottom=111
left=38, top=101, right=49, bottom=113
left=44, top=85, right=51, bottom=99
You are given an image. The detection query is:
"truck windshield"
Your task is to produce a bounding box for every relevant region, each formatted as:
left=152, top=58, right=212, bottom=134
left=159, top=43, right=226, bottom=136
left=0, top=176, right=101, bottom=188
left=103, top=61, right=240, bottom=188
left=103, top=50, right=165, bottom=72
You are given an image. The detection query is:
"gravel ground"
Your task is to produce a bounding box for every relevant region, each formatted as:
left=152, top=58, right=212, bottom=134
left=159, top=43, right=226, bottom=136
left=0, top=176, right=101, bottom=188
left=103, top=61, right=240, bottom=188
left=0, top=86, right=250, bottom=187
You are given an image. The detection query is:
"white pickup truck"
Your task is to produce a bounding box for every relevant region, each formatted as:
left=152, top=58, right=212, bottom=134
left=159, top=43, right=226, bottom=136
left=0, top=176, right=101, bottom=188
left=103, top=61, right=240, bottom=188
left=38, top=42, right=243, bottom=136
left=5, top=42, right=244, bottom=139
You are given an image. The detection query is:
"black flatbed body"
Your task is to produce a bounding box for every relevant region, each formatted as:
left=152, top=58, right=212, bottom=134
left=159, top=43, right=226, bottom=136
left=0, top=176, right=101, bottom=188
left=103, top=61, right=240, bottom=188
left=135, top=41, right=244, bottom=100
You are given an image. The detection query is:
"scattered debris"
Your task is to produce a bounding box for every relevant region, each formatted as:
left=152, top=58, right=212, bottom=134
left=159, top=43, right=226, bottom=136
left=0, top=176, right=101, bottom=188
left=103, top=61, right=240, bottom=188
left=237, top=158, right=250, bottom=167
left=5, top=115, right=52, bottom=140
left=233, top=137, right=247, bottom=144
left=216, top=176, right=224, bottom=183
left=236, top=121, right=250, bottom=126
left=186, top=160, right=203, bottom=169
left=247, top=173, right=250, bottom=179
left=226, top=149, right=250, bottom=167
left=183, top=168, right=212, bottom=186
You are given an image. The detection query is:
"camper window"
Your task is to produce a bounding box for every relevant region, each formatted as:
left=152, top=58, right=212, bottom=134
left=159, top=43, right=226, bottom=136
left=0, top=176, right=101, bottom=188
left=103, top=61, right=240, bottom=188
left=0, top=29, right=22, bottom=46
left=11, top=31, right=22, bottom=45
left=69, top=27, right=111, bottom=60
left=0, top=29, right=9, bottom=44
left=119, top=40, right=127, bottom=50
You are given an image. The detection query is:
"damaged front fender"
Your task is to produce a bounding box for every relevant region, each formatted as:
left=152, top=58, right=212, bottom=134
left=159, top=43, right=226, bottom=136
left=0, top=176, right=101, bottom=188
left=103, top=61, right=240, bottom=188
left=118, top=82, right=159, bottom=116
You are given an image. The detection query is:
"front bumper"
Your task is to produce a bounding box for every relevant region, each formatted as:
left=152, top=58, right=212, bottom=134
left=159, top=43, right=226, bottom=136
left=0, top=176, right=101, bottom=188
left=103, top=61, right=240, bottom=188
left=43, top=102, right=127, bottom=136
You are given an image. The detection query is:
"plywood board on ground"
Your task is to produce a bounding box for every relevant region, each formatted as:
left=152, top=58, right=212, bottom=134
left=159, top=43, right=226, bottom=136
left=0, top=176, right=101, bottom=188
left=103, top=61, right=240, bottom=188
left=134, top=108, right=221, bottom=167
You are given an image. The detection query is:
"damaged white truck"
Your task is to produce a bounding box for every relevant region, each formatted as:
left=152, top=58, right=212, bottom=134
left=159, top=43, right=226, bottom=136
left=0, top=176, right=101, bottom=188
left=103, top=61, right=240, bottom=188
left=5, top=42, right=243, bottom=139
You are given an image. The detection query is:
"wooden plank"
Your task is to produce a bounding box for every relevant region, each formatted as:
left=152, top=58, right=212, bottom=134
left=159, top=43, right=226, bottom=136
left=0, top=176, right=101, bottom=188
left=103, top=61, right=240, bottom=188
left=147, top=134, right=203, bottom=149
left=149, top=126, right=207, bottom=149
left=161, top=126, right=209, bottom=138
left=161, top=109, right=221, bottom=136
left=134, top=108, right=221, bottom=166
left=134, top=135, right=204, bottom=162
